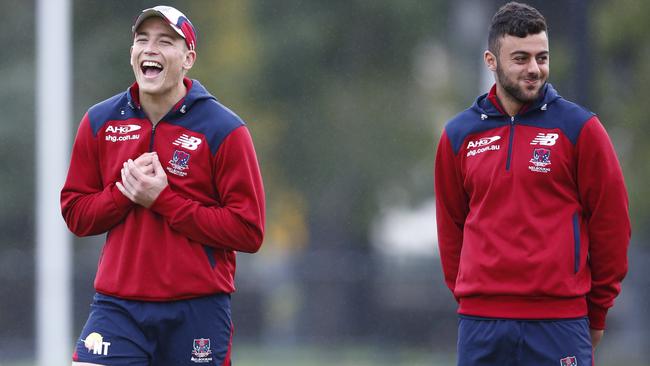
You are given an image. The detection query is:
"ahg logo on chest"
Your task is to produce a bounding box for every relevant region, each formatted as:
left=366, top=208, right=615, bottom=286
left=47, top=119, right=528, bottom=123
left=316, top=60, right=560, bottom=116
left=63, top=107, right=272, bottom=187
left=466, top=136, right=502, bottom=157
left=467, top=136, right=501, bottom=148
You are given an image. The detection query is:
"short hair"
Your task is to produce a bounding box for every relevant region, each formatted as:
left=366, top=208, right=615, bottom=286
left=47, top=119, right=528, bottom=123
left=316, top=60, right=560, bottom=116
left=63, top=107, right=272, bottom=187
left=488, top=2, right=547, bottom=56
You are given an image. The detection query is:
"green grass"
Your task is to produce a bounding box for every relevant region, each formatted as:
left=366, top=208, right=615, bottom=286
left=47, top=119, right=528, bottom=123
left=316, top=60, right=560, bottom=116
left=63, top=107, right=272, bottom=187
left=232, top=344, right=454, bottom=366
left=5, top=346, right=645, bottom=366
left=0, top=346, right=452, bottom=366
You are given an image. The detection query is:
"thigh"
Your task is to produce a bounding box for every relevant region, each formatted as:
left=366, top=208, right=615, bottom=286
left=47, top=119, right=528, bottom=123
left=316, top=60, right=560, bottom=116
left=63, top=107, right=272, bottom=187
left=520, top=318, right=592, bottom=366
left=73, top=294, right=151, bottom=366
left=457, top=316, right=519, bottom=366
left=153, top=293, right=233, bottom=366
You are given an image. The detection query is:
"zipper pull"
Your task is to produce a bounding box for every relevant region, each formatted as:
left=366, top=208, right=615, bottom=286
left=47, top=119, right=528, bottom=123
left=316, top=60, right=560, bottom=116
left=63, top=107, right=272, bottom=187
left=510, top=116, right=515, bottom=125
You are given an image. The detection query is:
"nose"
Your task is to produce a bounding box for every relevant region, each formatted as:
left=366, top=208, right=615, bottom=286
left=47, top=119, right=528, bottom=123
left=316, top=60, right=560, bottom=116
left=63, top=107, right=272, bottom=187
left=526, top=58, right=540, bottom=75
left=143, top=41, right=159, bottom=55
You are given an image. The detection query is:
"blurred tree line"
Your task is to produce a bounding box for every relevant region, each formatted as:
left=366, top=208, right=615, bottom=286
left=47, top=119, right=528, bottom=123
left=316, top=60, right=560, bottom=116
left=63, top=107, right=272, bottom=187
left=593, top=0, right=650, bottom=239
left=0, top=0, right=649, bottom=363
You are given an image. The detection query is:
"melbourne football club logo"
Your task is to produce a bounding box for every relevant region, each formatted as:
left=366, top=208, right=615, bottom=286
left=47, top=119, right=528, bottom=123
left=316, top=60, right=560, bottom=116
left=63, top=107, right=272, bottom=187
left=559, top=355, right=577, bottom=366
left=531, top=148, right=550, bottom=165
left=528, top=148, right=552, bottom=173
left=190, top=338, right=213, bottom=363
left=167, top=150, right=191, bottom=177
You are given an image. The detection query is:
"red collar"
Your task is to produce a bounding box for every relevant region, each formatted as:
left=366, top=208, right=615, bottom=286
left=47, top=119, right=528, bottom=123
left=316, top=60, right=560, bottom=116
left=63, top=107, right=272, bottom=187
left=487, top=84, right=531, bottom=116
left=129, top=77, right=193, bottom=110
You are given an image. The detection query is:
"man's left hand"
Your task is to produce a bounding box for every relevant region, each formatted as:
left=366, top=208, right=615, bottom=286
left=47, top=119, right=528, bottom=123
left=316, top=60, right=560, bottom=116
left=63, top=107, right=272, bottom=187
left=590, top=328, right=604, bottom=350
left=116, top=153, right=168, bottom=208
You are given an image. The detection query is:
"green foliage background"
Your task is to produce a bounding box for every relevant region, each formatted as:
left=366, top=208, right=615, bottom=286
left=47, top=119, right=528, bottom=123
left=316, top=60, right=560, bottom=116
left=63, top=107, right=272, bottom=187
left=0, top=0, right=648, bottom=364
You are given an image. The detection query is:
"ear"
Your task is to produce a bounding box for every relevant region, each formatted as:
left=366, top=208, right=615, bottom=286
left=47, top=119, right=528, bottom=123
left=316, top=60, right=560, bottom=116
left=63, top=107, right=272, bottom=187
left=129, top=46, right=134, bottom=67
left=182, top=50, right=197, bottom=71
left=484, top=50, right=497, bottom=72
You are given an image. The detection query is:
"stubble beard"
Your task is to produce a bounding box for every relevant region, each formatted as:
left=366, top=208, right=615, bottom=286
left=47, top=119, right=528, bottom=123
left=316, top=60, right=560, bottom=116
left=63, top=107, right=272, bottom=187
left=496, top=63, right=544, bottom=105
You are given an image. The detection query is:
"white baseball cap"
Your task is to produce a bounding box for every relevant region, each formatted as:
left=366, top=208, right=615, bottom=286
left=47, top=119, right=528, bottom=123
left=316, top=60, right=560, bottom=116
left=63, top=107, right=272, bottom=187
left=132, top=5, right=197, bottom=50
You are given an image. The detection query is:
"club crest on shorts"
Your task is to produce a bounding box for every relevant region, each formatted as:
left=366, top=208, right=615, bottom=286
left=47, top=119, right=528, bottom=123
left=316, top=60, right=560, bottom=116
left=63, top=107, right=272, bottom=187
left=167, top=150, right=191, bottom=177
left=528, top=147, right=552, bottom=173
left=560, top=355, right=577, bottom=366
left=191, top=338, right=213, bottom=363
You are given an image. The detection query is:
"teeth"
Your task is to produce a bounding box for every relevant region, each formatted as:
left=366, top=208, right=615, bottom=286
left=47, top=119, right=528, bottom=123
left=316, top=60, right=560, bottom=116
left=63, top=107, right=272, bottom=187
left=142, top=61, right=162, bottom=69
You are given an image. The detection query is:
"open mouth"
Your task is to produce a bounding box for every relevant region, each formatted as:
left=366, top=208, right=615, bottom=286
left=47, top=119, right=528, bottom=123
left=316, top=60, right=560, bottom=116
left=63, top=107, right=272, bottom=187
left=141, top=61, right=163, bottom=78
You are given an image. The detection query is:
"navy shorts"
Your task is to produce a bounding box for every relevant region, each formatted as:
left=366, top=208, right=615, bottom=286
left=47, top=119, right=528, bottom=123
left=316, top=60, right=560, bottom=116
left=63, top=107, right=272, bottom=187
left=457, top=316, right=592, bottom=366
left=73, top=293, right=233, bottom=366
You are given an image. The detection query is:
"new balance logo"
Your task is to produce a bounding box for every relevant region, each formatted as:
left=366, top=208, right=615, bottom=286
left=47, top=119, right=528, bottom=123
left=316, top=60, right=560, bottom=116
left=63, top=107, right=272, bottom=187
left=530, top=133, right=559, bottom=146
left=173, top=134, right=202, bottom=150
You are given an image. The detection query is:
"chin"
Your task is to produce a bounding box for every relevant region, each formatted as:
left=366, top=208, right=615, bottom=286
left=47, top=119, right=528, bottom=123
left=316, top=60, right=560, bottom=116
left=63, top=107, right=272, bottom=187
left=522, top=86, right=542, bottom=101
left=138, top=80, right=164, bottom=94
left=138, top=85, right=158, bottom=95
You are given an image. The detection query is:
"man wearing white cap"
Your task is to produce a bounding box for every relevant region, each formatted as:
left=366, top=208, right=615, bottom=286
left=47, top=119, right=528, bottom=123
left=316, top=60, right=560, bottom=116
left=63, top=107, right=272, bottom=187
left=61, top=5, right=265, bottom=366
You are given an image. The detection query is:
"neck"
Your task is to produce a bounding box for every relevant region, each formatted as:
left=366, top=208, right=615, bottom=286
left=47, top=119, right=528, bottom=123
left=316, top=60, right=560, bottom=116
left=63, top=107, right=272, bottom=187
left=139, top=82, right=187, bottom=125
left=495, top=83, right=523, bottom=117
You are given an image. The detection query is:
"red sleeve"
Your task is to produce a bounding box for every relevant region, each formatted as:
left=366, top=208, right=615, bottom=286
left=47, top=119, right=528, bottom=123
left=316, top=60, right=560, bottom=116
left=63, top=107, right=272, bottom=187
left=576, top=116, right=631, bottom=330
left=434, top=130, right=469, bottom=298
left=150, top=125, right=265, bottom=253
left=60, top=113, right=134, bottom=236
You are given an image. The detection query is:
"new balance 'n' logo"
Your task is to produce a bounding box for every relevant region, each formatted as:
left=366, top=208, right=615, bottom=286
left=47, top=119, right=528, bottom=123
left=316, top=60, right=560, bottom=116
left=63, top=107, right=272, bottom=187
left=173, top=134, right=202, bottom=150
left=530, top=133, right=559, bottom=146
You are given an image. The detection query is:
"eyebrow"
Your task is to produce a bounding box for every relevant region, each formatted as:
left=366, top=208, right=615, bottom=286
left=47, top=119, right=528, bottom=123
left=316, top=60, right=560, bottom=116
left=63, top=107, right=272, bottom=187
left=510, top=50, right=549, bottom=56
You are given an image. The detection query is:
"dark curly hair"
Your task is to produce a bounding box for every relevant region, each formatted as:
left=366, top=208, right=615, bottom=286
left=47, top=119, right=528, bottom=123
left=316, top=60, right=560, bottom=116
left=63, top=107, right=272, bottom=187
left=488, top=2, right=547, bottom=56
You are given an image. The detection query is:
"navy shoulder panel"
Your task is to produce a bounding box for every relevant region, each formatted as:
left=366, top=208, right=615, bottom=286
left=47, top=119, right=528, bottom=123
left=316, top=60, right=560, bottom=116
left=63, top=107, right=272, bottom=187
left=519, top=98, right=595, bottom=145
left=87, top=92, right=143, bottom=136
left=445, top=108, right=506, bottom=154
left=171, top=99, right=245, bottom=155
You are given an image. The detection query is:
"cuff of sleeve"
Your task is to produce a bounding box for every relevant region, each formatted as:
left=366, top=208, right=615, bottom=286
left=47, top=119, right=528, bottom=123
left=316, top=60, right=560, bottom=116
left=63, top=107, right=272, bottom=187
left=588, top=302, right=608, bottom=330
left=149, top=186, right=185, bottom=217
left=110, top=184, right=135, bottom=212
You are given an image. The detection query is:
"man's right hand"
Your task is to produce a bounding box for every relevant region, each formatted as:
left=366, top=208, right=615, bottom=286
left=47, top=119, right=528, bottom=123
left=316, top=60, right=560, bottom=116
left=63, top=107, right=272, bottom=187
left=116, top=153, right=169, bottom=208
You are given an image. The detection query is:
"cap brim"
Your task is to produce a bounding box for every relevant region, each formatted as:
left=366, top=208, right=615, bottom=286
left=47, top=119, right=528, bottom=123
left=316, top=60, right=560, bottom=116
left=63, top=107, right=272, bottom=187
left=132, top=9, right=185, bottom=39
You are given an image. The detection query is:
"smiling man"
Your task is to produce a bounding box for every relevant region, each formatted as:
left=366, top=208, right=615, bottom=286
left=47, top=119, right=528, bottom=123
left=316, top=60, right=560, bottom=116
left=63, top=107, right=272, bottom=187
left=434, top=2, right=630, bottom=365
left=61, top=6, right=265, bottom=366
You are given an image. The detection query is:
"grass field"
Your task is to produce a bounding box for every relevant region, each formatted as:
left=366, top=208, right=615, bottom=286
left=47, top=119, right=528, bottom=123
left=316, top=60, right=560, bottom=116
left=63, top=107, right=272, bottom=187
left=232, top=345, right=454, bottom=366
left=1, top=345, right=454, bottom=366
left=4, top=345, right=646, bottom=365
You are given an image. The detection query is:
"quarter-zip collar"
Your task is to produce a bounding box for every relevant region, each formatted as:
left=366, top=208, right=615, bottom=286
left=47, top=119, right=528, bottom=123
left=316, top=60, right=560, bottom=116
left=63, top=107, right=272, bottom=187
left=472, top=83, right=561, bottom=120
left=125, top=77, right=216, bottom=119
